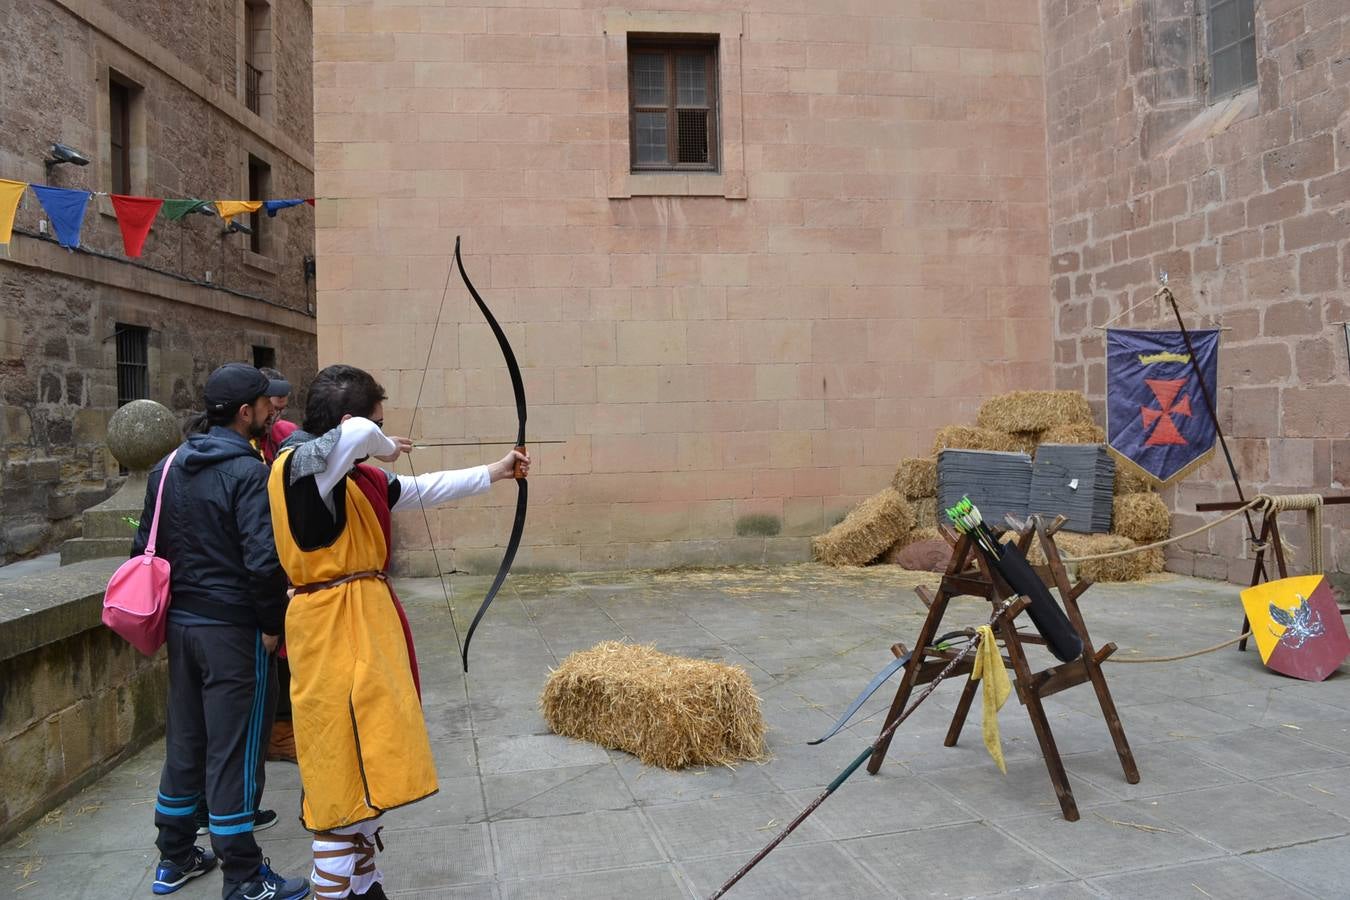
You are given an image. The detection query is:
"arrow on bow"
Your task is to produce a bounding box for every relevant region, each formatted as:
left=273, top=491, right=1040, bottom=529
left=406, top=236, right=527, bottom=673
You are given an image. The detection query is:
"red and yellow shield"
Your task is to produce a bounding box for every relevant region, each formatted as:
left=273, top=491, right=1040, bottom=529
left=1239, top=575, right=1350, bottom=682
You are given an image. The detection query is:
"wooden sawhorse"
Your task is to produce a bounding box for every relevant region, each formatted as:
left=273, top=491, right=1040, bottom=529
left=867, top=516, right=1139, bottom=821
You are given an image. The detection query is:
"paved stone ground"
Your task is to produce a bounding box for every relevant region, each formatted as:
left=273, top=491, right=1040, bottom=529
left=3, top=565, right=1349, bottom=899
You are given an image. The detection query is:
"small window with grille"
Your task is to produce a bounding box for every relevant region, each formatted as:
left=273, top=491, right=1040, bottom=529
left=1207, top=0, right=1256, bottom=101
left=115, top=324, right=150, bottom=407
left=628, top=39, right=718, bottom=172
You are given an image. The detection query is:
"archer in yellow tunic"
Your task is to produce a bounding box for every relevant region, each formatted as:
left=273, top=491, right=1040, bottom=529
left=267, top=364, right=526, bottom=900
left=268, top=449, right=436, bottom=834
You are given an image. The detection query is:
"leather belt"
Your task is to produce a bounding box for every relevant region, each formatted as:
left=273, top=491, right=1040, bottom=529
left=292, top=570, right=386, bottom=595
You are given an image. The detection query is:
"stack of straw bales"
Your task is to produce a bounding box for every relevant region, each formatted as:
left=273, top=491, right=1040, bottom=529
left=811, top=389, right=1172, bottom=581
left=811, top=488, right=915, bottom=567
left=540, top=642, right=768, bottom=769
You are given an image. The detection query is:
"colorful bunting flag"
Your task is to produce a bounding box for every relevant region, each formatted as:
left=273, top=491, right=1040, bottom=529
left=214, top=200, right=262, bottom=225
left=162, top=199, right=213, bottom=220
left=109, top=195, right=163, bottom=258
left=264, top=198, right=305, bottom=217
left=30, top=184, right=91, bottom=249
left=0, top=179, right=25, bottom=246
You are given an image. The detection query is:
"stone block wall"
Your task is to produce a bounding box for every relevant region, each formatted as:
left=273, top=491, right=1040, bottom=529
left=1043, top=0, right=1350, bottom=581
left=0, top=0, right=319, bottom=562
left=314, top=0, right=1055, bottom=572
left=0, top=560, right=165, bottom=844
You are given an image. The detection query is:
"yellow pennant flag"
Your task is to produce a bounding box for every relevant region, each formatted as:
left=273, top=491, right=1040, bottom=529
left=971, top=624, right=1011, bottom=773
left=0, top=179, right=27, bottom=245
left=214, top=200, right=262, bottom=225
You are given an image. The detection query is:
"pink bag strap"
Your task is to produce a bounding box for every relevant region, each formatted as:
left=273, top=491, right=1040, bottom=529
left=144, top=447, right=180, bottom=556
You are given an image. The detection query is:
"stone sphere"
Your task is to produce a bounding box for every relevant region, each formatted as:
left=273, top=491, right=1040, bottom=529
left=106, top=399, right=182, bottom=471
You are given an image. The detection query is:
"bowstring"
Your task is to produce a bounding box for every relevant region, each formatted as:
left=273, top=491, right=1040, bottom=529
left=405, top=254, right=465, bottom=663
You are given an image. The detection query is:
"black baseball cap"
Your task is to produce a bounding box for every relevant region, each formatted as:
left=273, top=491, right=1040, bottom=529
left=204, top=363, right=288, bottom=412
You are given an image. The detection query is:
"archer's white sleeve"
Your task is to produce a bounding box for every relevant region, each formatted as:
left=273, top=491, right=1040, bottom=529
left=314, top=418, right=398, bottom=502
left=390, top=466, right=491, bottom=512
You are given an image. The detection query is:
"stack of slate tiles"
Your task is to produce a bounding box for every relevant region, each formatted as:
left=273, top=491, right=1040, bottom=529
left=936, top=449, right=1034, bottom=526
left=1027, top=443, right=1115, bottom=534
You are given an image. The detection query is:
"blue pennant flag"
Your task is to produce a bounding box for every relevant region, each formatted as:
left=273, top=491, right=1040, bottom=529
left=1106, top=328, right=1220, bottom=485
left=31, top=184, right=91, bottom=249
left=264, top=198, right=306, bottom=217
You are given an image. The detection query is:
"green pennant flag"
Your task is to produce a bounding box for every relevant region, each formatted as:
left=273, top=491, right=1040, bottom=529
left=161, top=199, right=212, bottom=220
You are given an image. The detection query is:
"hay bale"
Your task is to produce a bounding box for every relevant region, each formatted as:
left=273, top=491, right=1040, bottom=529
left=892, top=457, right=937, bottom=499
left=1074, top=535, right=1154, bottom=582
left=812, top=489, right=915, bottom=567
left=541, top=642, right=767, bottom=769
left=999, top=530, right=1094, bottom=566
left=977, top=390, right=1094, bottom=434
left=912, top=496, right=938, bottom=529
left=881, top=525, right=943, bottom=564
left=1113, top=460, right=1157, bottom=495
left=1009, top=430, right=1044, bottom=454
left=931, top=425, right=1019, bottom=455
left=1112, top=492, right=1170, bottom=544
left=1040, top=423, right=1106, bottom=445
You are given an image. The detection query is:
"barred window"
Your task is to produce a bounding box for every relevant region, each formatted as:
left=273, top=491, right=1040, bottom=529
left=628, top=39, right=718, bottom=172
left=1207, top=0, right=1256, bottom=100
left=115, top=324, right=149, bottom=407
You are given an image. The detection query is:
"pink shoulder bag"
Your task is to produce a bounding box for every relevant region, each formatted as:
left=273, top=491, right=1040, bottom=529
left=102, top=447, right=179, bottom=656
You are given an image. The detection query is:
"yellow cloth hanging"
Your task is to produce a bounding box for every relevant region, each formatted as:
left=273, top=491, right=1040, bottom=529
left=970, top=624, right=1011, bottom=773
left=0, top=179, right=27, bottom=245
left=214, top=200, right=262, bottom=224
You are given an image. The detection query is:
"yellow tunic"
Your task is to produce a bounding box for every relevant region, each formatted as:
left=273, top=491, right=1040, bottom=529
left=268, top=450, right=438, bottom=831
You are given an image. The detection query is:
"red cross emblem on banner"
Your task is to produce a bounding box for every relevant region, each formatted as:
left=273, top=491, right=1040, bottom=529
left=1140, top=378, right=1191, bottom=446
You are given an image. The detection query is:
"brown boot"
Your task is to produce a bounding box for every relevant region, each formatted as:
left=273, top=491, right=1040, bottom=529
left=266, top=720, right=297, bottom=762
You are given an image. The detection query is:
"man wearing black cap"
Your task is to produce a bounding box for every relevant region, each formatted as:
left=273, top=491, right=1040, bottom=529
left=134, top=363, right=309, bottom=900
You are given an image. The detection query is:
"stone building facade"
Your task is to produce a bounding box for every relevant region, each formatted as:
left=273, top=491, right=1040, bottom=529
left=0, top=0, right=319, bottom=562
left=1043, top=0, right=1350, bottom=581
left=314, top=0, right=1054, bottom=572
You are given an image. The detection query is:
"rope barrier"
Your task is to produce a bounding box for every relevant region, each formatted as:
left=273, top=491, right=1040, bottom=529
left=1059, top=492, right=1326, bottom=567
left=1062, top=495, right=1273, bottom=562
left=1105, top=632, right=1250, bottom=663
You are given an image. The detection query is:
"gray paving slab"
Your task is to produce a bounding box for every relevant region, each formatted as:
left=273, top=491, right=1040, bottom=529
left=681, top=842, right=891, bottom=899
left=4, top=566, right=1350, bottom=900
left=1140, top=782, right=1350, bottom=853
left=1088, top=858, right=1317, bottom=899
left=1247, top=834, right=1350, bottom=898
left=498, top=864, right=689, bottom=900
left=1257, top=765, right=1350, bottom=819
left=481, top=764, right=634, bottom=820
left=844, top=821, right=1072, bottom=898
left=1000, top=804, right=1221, bottom=879
left=490, top=808, right=662, bottom=879
left=1064, top=742, right=1243, bottom=800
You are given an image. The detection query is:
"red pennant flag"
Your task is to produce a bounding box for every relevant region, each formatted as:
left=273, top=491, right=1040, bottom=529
left=110, top=195, right=163, bottom=258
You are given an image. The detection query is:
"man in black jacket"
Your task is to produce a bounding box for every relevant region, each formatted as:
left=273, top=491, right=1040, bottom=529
left=134, top=363, right=309, bottom=900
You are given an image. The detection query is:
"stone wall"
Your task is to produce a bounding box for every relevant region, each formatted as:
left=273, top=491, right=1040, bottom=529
left=0, top=560, right=165, bottom=844
left=1043, top=0, right=1350, bottom=581
left=0, top=0, right=318, bottom=562
left=314, top=0, right=1055, bottom=572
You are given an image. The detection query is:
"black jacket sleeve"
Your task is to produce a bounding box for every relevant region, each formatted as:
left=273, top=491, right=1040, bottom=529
left=129, top=464, right=162, bottom=558
left=233, top=462, right=289, bottom=634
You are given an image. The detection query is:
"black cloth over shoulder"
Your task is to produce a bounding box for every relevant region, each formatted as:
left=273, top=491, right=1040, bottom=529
left=278, top=449, right=401, bottom=552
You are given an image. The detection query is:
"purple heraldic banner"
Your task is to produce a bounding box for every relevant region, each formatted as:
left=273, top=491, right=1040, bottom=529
left=1106, top=328, right=1220, bottom=485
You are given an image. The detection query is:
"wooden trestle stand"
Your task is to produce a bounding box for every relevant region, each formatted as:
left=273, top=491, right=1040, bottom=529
left=867, top=515, right=1139, bottom=821
left=1195, top=494, right=1350, bottom=652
